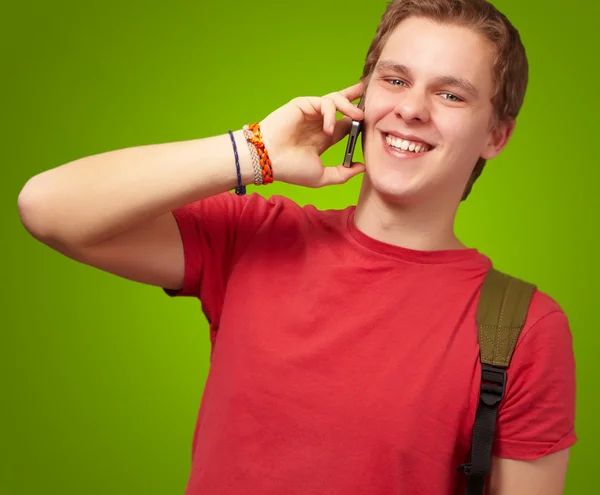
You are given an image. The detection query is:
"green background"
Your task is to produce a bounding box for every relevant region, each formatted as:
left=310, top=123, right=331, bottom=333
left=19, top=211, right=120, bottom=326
left=2, top=0, right=598, bottom=493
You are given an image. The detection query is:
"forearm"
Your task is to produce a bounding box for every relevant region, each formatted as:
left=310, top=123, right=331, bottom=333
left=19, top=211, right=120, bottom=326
left=18, top=131, right=254, bottom=246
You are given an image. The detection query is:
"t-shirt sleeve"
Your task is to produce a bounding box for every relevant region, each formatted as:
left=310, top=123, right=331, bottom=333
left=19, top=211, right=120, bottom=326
left=492, top=293, right=577, bottom=460
left=163, top=191, right=273, bottom=329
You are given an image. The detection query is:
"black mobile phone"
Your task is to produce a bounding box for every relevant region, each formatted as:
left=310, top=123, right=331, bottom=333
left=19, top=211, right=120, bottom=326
left=343, top=97, right=365, bottom=168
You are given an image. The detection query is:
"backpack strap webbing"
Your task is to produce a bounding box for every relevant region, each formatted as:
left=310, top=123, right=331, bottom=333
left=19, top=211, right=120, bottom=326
left=460, top=267, right=536, bottom=495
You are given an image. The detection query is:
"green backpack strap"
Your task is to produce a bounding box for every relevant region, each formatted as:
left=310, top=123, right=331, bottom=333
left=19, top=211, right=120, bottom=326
left=459, top=267, right=536, bottom=495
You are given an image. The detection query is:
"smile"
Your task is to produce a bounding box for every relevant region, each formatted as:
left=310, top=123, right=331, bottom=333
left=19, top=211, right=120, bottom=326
left=384, top=133, right=433, bottom=154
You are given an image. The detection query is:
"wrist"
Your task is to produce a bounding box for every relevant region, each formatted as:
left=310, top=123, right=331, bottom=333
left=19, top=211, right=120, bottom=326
left=242, top=123, right=274, bottom=186
left=227, top=123, right=275, bottom=194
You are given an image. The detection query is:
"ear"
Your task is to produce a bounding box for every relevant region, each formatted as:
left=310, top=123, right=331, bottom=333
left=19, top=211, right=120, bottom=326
left=481, top=117, right=516, bottom=160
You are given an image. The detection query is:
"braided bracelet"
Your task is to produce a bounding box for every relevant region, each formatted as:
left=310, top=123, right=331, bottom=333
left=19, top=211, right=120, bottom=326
left=243, top=125, right=263, bottom=186
left=245, top=122, right=274, bottom=185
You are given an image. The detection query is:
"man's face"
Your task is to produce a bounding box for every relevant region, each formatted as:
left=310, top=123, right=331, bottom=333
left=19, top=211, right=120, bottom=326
left=362, top=16, right=512, bottom=204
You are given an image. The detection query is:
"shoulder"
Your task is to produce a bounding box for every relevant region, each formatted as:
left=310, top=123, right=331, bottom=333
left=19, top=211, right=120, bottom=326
left=481, top=266, right=571, bottom=351
left=239, top=193, right=353, bottom=230
left=175, top=192, right=314, bottom=225
left=517, top=288, right=572, bottom=352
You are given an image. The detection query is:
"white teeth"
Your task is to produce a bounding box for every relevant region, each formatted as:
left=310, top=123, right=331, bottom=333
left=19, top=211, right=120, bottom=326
left=385, top=134, right=431, bottom=153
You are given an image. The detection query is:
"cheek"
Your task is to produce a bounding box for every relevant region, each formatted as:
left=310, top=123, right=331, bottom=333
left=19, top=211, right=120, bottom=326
left=363, top=87, right=396, bottom=126
left=365, top=104, right=393, bottom=128
left=438, top=111, right=490, bottom=149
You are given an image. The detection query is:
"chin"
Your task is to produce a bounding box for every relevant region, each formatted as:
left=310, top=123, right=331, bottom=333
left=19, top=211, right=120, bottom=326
left=361, top=168, right=423, bottom=205
left=363, top=133, right=462, bottom=205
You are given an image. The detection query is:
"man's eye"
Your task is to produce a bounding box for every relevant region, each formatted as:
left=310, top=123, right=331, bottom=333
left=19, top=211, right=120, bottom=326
left=388, top=79, right=407, bottom=87
left=441, top=93, right=463, bottom=102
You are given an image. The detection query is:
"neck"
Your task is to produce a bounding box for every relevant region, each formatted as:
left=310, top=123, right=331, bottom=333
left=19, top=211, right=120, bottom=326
left=354, top=178, right=466, bottom=252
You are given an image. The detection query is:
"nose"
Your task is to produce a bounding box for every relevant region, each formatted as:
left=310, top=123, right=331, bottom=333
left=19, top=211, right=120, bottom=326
left=393, top=89, right=431, bottom=123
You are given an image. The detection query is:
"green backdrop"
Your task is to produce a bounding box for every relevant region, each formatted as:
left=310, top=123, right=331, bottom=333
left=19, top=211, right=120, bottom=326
left=2, top=0, right=598, bottom=493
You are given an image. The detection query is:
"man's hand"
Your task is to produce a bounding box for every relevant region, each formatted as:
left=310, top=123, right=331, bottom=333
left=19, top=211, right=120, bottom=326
left=259, top=82, right=366, bottom=188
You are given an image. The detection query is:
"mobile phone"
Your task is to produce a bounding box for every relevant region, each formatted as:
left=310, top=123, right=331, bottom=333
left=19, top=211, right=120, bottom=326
left=343, top=97, right=365, bottom=168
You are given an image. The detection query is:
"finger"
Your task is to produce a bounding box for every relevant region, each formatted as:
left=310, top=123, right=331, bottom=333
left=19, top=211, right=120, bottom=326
left=324, top=92, right=364, bottom=122
left=294, top=96, right=335, bottom=125
left=321, top=162, right=366, bottom=187
left=330, top=116, right=353, bottom=145
left=319, top=97, right=338, bottom=135
left=336, top=81, right=364, bottom=104
left=299, top=96, right=360, bottom=134
left=292, top=96, right=321, bottom=120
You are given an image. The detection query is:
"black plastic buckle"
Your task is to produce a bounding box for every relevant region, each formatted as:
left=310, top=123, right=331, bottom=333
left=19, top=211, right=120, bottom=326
left=480, top=364, right=507, bottom=406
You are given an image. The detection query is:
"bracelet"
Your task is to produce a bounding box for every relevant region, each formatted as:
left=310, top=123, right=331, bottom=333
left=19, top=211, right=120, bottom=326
left=228, top=130, right=246, bottom=196
left=245, top=122, right=274, bottom=185
left=243, top=125, right=263, bottom=186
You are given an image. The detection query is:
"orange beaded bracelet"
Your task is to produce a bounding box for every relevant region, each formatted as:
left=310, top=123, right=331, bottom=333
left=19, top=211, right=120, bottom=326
left=246, top=122, right=274, bottom=185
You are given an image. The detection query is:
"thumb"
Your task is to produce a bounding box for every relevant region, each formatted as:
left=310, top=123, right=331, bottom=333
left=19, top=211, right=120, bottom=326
left=321, top=162, right=366, bottom=186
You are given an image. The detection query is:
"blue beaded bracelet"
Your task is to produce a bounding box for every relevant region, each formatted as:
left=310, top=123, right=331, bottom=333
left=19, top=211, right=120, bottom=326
left=228, top=130, right=246, bottom=196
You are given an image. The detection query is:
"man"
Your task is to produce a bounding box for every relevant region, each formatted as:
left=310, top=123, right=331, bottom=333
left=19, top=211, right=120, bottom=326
left=18, top=0, right=576, bottom=493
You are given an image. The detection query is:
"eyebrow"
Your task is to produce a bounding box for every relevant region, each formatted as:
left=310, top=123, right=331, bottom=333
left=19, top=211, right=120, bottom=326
left=374, top=60, right=480, bottom=99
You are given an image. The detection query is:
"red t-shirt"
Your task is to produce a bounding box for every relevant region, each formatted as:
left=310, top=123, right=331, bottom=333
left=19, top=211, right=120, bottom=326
left=166, top=192, right=576, bottom=495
